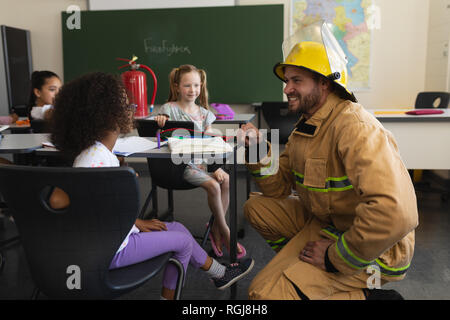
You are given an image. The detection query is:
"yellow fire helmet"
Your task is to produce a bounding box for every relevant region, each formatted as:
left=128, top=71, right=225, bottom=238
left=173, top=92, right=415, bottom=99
left=273, top=21, right=357, bottom=102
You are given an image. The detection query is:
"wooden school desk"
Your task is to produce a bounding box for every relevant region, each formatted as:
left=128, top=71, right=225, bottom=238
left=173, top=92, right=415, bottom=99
left=370, top=109, right=450, bottom=170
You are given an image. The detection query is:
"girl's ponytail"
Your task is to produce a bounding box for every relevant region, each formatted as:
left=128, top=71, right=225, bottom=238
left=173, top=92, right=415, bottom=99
left=167, top=67, right=180, bottom=102
left=197, top=69, right=209, bottom=109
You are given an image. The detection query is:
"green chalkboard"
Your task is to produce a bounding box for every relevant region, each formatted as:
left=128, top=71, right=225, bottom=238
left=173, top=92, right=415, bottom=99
left=61, top=5, right=283, bottom=105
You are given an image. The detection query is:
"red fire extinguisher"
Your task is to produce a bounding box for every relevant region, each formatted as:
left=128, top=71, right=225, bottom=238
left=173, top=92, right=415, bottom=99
left=117, top=55, right=157, bottom=118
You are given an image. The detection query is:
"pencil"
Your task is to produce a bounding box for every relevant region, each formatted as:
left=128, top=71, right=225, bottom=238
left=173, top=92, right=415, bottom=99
left=374, top=110, right=411, bottom=115
left=156, top=129, right=160, bottom=149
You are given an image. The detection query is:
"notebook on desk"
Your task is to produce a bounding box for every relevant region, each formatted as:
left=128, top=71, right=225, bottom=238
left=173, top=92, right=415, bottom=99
left=113, top=136, right=163, bottom=156
left=167, top=136, right=233, bottom=154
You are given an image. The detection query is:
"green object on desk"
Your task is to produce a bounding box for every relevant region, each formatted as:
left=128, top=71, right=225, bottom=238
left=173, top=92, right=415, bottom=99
left=61, top=5, right=283, bottom=104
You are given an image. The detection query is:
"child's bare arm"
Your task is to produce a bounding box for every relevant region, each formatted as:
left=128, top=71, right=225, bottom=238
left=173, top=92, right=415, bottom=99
left=49, top=187, right=70, bottom=210
left=154, top=114, right=169, bottom=128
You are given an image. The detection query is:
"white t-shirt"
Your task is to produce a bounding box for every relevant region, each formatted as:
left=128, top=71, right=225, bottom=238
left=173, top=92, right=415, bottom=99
left=30, top=104, right=53, bottom=120
left=73, top=141, right=140, bottom=253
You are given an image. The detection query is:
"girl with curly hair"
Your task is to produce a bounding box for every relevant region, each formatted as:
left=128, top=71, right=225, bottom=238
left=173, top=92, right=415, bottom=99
left=49, top=72, right=254, bottom=300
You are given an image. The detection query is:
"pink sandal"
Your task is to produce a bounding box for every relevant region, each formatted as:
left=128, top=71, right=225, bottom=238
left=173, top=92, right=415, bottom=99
left=207, top=223, right=247, bottom=259
left=222, top=238, right=247, bottom=259
left=236, top=243, right=247, bottom=259
left=207, top=223, right=223, bottom=257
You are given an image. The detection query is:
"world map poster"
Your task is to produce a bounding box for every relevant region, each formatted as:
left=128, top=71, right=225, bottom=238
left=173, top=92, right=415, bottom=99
left=292, top=0, right=376, bottom=90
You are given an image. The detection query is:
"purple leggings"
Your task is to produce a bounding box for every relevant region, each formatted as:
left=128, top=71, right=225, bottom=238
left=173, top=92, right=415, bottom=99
left=109, top=222, right=208, bottom=290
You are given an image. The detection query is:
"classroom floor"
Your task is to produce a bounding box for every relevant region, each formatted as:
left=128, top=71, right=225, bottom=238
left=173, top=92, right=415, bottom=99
left=0, top=162, right=449, bottom=300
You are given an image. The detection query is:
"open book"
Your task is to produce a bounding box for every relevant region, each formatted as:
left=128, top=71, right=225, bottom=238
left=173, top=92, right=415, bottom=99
left=168, top=137, right=233, bottom=154
left=113, top=136, right=165, bottom=156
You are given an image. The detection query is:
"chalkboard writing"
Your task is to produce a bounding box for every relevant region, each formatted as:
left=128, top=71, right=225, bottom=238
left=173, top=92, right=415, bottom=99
left=144, top=38, right=192, bottom=56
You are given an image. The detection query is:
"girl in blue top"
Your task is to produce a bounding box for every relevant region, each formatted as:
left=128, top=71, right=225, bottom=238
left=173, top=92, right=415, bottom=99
left=155, top=64, right=246, bottom=259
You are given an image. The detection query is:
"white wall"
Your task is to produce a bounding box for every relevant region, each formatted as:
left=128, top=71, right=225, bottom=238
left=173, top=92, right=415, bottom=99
left=0, top=0, right=88, bottom=82
left=425, top=0, right=450, bottom=180
left=0, top=0, right=431, bottom=111
left=358, top=0, right=429, bottom=108
left=425, top=0, right=450, bottom=92
left=88, top=0, right=235, bottom=10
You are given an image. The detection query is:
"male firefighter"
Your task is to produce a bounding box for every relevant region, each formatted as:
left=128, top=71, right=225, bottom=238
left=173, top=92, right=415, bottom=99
left=238, top=22, right=418, bottom=300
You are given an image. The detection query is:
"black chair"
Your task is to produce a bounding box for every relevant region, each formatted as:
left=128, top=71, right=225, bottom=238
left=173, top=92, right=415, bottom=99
left=260, top=102, right=299, bottom=144
left=136, top=119, right=214, bottom=247
left=0, top=192, right=21, bottom=273
left=30, top=119, right=49, bottom=133
left=0, top=164, right=184, bottom=299
left=415, top=92, right=449, bottom=109
left=0, top=200, right=20, bottom=273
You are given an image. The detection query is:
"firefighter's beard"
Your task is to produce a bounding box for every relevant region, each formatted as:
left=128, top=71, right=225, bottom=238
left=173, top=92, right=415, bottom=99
left=287, top=85, right=321, bottom=116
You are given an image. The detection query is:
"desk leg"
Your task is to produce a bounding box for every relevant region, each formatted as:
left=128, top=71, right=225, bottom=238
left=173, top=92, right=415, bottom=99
left=255, top=105, right=261, bottom=129
left=229, top=146, right=237, bottom=299
left=246, top=171, right=251, bottom=199
left=139, top=188, right=154, bottom=219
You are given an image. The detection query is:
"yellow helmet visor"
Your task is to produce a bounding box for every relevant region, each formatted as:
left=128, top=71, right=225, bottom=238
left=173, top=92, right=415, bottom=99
left=274, top=21, right=354, bottom=100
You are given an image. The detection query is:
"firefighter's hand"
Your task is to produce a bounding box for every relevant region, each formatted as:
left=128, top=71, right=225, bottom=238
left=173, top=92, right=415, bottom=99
left=154, top=114, right=169, bottom=128
left=299, top=239, right=334, bottom=271
left=237, top=122, right=262, bottom=147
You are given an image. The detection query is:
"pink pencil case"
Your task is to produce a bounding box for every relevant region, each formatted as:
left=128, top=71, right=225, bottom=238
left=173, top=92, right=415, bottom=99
left=210, top=103, right=235, bottom=120
left=405, top=109, right=444, bottom=115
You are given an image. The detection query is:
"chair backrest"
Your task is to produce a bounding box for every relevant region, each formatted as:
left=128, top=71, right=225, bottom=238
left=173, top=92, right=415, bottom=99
left=414, top=92, right=450, bottom=109
left=261, top=102, right=299, bottom=144
left=136, top=120, right=195, bottom=139
left=136, top=120, right=196, bottom=190
left=0, top=165, right=140, bottom=299
left=30, top=119, right=49, bottom=133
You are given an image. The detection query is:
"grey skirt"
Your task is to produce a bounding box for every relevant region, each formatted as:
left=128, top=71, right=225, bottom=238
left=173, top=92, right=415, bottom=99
left=183, top=163, right=214, bottom=186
